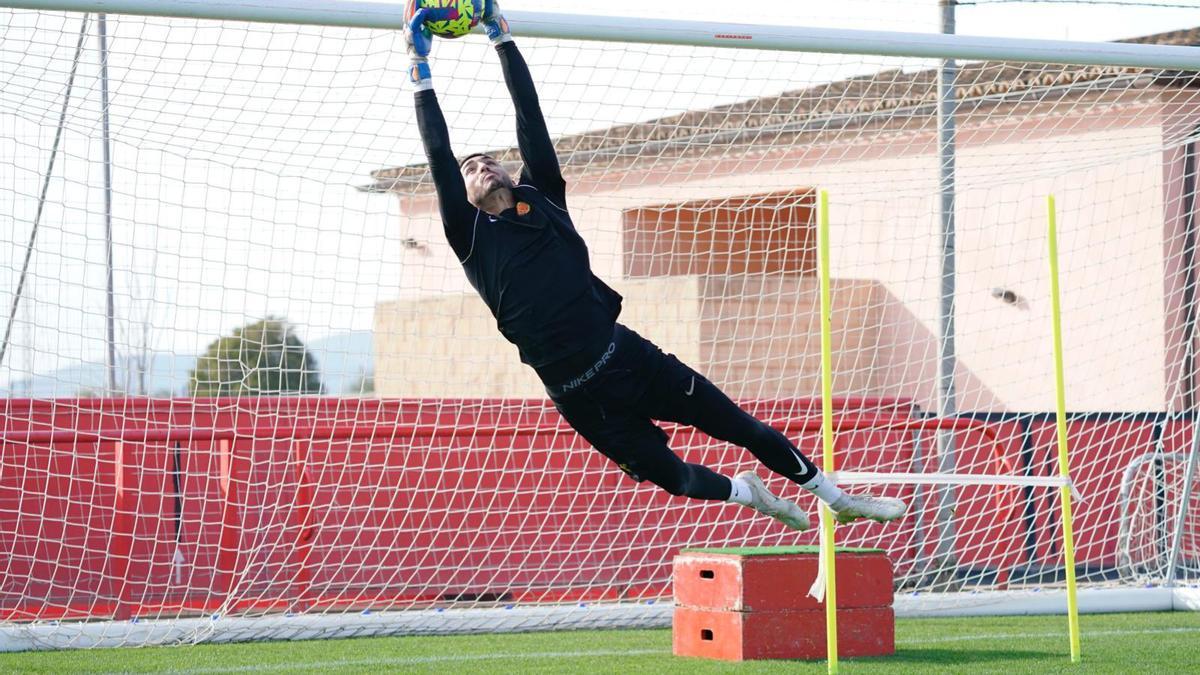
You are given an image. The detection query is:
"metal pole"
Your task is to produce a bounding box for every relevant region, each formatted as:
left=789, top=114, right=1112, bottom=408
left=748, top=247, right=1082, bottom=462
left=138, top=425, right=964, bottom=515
left=3, top=1, right=1200, bottom=69
left=929, top=0, right=961, bottom=588
left=0, top=15, right=91, bottom=373
left=906, top=425, right=930, bottom=586
left=1168, top=138, right=1200, bottom=587
left=938, top=0, right=959, bottom=436
left=1166, top=420, right=1199, bottom=587
left=98, top=14, right=117, bottom=395
left=1180, top=138, right=1198, bottom=411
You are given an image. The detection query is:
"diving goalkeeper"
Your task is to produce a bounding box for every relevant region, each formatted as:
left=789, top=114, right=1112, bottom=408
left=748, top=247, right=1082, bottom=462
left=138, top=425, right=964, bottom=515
left=405, top=2, right=906, bottom=530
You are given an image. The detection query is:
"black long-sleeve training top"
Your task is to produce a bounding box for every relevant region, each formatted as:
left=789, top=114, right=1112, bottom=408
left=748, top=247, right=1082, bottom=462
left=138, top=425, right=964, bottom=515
left=414, top=41, right=623, bottom=385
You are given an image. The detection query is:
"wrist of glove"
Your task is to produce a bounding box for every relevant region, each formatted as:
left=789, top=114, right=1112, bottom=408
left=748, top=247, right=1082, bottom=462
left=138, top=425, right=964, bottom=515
left=408, top=58, right=433, bottom=90
left=480, top=0, right=512, bottom=45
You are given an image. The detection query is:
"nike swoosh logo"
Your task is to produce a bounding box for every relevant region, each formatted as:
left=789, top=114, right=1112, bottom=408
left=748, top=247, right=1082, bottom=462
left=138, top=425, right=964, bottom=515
left=685, top=376, right=695, bottom=396
left=788, top=446, right=806, bottom=466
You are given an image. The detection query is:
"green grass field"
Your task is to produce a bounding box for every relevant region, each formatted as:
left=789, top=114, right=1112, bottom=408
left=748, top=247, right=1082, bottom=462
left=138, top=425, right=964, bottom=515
left=2, top=611, right=1197, bottom=673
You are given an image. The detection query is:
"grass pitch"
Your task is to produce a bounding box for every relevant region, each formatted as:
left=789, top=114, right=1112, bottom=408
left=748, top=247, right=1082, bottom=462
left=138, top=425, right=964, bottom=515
left=1, top=611, right=1197, bottom=673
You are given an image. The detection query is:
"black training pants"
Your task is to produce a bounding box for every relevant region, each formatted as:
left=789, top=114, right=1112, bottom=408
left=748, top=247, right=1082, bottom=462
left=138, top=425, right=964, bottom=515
left=548, top=324, right=819, bottom=500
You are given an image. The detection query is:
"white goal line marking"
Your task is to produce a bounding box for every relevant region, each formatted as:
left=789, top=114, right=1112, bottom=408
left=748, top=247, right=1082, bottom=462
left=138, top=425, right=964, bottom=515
left=140, top=626, right=1200, bottom=674
left=153, top=649, right=670, bottom=674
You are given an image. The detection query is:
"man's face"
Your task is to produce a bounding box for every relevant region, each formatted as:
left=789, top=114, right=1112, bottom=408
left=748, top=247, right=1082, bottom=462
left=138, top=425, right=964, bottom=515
left=461, top=155, right=513, bottom=206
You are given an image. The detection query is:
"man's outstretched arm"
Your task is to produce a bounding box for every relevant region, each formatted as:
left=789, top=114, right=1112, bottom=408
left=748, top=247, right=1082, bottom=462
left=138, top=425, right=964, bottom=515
left=482, top=3, right=567, bottom=206
left=407, top=8, right=478, bottom=261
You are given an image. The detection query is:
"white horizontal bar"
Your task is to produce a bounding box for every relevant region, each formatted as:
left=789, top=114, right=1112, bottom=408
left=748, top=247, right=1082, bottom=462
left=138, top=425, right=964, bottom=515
left=833, top=471, right=1083, bottom=501
left=0, top=0, right=406, bottom=28
left=1175, top=587, right=1200, bottom=610
left=8, top=588, right=1191, bottom=651
left=834, top=471, right=1070, bottom=488
left=0, top=602, right=674, bottom=652
left=2, top=0, right=1199, bottom=70
left=511, top=12, right=1200, bottom=70
left=894, top=587, right=1177, bottom=617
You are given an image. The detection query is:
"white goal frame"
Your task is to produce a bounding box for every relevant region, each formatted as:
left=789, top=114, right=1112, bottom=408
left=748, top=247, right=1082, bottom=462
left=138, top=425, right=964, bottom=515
left=3, top=0, right=1200, bottom=69
left=2, top=0, right=1199, bottom=654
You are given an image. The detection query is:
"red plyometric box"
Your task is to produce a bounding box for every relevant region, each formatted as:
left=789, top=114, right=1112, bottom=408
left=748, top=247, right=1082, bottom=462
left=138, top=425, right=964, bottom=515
left=673, top=546, right=895, bottom=661
left=674, top=546, right=893, bottom=612
left=673, top=606, right=895, bottom=661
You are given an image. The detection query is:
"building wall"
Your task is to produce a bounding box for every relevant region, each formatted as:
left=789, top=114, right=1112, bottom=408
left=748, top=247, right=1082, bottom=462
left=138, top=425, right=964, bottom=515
left=376, top=272, right=1005, bottom=408
left=1160, top=97, right=1200, bottom=411
left=377, top=114, right=1171, bottom=411
left=375, top=277, right=703, bottom=398
left=623, top=189, right=816, bottom=278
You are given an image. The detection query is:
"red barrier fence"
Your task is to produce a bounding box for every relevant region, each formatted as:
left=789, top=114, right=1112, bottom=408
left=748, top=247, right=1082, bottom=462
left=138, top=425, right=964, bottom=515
left=0, top=398, right=1193, bottom=623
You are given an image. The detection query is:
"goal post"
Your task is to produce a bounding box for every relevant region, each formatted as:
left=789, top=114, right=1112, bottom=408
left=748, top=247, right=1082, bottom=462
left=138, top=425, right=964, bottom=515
left=3, top=0, right=1200, bottom=67
left=2, top=0, right=1200, bottom=653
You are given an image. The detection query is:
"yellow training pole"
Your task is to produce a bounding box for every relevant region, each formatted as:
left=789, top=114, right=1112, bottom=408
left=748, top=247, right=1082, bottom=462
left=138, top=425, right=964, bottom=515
left=1047, top=194, right=1082, bottom=663
left=817, top=190, right=839, bottom=674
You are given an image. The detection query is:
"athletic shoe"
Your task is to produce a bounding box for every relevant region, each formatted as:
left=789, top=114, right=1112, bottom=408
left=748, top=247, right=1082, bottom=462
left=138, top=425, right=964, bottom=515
left=737, top=471, right=811, bottom=531
left=830, top=493, right=907, bottom=524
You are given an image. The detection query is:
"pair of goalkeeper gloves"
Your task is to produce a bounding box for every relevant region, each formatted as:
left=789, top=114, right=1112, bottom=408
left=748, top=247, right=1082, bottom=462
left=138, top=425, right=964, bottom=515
left=405, top=0, right=511, bottom=90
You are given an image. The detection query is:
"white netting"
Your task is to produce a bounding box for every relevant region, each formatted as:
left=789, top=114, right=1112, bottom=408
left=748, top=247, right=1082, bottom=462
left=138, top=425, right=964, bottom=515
left=1, top=3, right=1199, bottom=649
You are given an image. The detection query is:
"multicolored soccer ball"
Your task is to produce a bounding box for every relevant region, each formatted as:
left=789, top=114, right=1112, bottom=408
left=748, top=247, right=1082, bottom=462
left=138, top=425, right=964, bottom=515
left=405, top=0, right=481, bottom=39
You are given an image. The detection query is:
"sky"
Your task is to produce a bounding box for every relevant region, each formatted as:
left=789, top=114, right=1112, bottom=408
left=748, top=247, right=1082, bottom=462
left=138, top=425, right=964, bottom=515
left=1, top=0, right=1199, bottom=392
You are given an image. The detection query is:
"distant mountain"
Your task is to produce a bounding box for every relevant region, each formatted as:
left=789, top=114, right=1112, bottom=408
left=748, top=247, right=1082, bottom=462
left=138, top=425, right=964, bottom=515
left=0, top=352, right=196, bottom=398
left=1, top=331, right=374, bottom=397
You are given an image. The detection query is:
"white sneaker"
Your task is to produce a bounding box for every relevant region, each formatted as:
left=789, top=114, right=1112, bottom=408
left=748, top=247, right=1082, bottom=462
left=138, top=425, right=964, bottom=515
left=738, top=471, right=811, bottom=531
left=830, top=493, right=907, bottom=524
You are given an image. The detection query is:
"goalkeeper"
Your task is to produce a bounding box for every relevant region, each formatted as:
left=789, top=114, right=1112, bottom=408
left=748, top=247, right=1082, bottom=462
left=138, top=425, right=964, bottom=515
left=405, top=2, right=905, bottom=530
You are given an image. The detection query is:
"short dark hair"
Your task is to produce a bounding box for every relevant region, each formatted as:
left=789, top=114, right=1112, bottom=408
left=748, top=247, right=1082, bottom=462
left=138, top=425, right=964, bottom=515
left=458, top=152, right=491, bottom=170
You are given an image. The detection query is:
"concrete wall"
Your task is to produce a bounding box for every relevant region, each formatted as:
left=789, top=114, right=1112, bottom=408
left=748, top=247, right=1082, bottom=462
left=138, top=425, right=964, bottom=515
left=375, top=277, right=703, bottom=398
left=376, top=272, right=1004, bottom=408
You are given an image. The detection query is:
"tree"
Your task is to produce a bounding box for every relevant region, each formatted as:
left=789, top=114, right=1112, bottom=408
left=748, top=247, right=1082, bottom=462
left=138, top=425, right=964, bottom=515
left=347, top=369, right=375, bottom=396
left=189, top=317, right=323, bottom=397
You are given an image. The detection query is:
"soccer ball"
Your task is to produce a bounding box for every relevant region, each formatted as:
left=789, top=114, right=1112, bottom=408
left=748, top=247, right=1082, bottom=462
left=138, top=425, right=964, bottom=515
left=405, top=0, right=481, bottom=39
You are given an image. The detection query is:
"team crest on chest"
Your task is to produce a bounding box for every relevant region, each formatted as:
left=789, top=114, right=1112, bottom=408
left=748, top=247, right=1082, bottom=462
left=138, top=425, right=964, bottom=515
left=517, top=201, right=531, bottom=216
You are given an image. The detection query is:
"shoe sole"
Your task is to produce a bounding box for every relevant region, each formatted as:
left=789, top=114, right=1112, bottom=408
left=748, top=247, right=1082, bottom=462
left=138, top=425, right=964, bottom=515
left=835, top=515, right=887, bottom=525
left=834, top=512, right=904, bottom=525
left=780, top=516, right=811, bottom=531
left=757, top=507, right=810, bottom=531
left=740, top=472, right=811, bottom=531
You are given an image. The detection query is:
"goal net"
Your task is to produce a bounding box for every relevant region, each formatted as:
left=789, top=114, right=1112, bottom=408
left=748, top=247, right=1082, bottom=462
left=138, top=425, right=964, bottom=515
left=1, top=1, right=1199, bottom=650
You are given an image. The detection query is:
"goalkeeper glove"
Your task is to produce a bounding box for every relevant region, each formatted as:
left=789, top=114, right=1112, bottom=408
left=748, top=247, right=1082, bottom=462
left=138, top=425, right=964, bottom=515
left=480, top=0, right=512, bottom=45
left=404, top=7, right=452, bottom=90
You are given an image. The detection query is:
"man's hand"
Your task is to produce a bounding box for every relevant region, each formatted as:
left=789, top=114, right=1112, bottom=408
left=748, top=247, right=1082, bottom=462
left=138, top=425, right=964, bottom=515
left=404, top=5, right=454, bottom=89
left=480, top=0, right=512, bottom=45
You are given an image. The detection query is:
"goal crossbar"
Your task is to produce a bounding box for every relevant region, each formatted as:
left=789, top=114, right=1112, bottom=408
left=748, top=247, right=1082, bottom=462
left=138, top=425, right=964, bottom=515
left=2, top=0, right=1200, bottom=69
